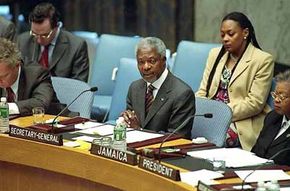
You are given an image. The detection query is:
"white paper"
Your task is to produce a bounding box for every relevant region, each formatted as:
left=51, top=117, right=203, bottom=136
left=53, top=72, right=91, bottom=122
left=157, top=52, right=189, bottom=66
left=187, top=148, right=270, bottom=168
left=125, top=130, right=163, bottom=143
left=63, top=141, right=81, bottom=148
left=75, top=124, right=115, bottom=136
left=235, top=170, right=290, bottom=183
left=72, top=135, right=96, bottom=143
left=180, top=169, right=223, bottom=187
left=74, top=121, right=103, bottom=130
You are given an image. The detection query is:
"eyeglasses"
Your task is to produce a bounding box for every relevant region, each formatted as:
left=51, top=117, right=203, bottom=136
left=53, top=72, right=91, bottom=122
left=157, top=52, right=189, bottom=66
left=30, top=30, right=53, bottom=39
left=271, top=91, right=289, bottom=102
left=137, top=57, right=162, bottom=66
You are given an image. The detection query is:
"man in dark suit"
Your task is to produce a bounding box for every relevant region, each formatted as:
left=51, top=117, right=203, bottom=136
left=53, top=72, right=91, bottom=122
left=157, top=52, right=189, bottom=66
left=122, top=37, right=195, bottom=139
left=0, top=38, right=60, bottom=116
left=0, top=16, right=16, bottom=41
left=252, top=70, right=290, bottom=166
left=17, top=2, right=89, bottom=82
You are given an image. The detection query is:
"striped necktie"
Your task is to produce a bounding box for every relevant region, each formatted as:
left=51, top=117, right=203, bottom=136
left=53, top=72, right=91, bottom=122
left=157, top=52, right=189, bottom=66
left=39, top=45, right=50, bottom=68
left=145, top=84, right=155, bottom=116
left=6, top=87, right=16, bottom=102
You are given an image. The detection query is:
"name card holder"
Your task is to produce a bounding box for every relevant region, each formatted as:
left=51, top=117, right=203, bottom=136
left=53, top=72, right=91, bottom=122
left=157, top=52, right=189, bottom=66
left=9, top=125, right=63, bottom=146
left=138, top=156, right=181, bottom=181
left=90, top=144, right=137, bottom=165
left=29, top=124, right=75, bottom=133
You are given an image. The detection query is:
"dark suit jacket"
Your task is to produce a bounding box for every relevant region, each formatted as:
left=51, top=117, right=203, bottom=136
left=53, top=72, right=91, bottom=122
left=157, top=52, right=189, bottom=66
left=126, top=71, right=195, bottom=139
left=0, top=16, right=16, bottom=41
left=251, top=110, right=290, bottom=166
left=17, top=29, right=89, bottom=82
left=0, top=64, right=61, bottom=116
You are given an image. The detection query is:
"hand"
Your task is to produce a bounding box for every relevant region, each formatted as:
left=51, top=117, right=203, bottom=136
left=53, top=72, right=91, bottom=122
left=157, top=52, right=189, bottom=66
left=121, top=110, right=140, bottom=129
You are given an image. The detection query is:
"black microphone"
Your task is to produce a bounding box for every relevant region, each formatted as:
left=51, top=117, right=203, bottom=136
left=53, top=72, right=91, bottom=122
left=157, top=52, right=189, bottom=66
left=156, top=113, right=213, bottom=161
left=241, top=147, right=290, bottom=190
left=51, top=87, right=98, bottom=128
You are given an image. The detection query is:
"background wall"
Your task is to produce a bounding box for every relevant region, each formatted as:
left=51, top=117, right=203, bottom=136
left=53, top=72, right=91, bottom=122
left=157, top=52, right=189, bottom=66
left=5, top=0, right=290, bottom=68
left=194, top=0, right=290, bottom=66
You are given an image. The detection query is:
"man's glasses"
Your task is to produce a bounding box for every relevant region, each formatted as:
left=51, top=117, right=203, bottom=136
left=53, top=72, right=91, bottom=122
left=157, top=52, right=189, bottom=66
left=271, top=91, right=289, bottom=102
left=30, top=30, right=53, bottom=39
left=137, top=57, right=162, bottom=66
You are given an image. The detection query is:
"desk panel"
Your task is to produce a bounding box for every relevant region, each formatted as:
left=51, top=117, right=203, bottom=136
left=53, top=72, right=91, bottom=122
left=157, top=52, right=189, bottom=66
left=0, top=131, right=193, bottom=191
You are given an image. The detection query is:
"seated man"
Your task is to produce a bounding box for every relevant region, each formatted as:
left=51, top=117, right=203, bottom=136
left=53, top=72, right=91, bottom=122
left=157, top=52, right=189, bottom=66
left=17, top=2, right=89, bottom=82
left=121, top=37, right=195, bottom=139
left=251, top=70, right=290, bottom=166
left=0, top=38, right=59, bottom=116
left=0, top=16, right=16, bottom=41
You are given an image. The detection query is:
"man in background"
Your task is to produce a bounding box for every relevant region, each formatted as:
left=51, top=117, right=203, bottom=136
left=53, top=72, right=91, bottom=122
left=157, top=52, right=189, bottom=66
left=17, top=2, right=89, bottom=82
left=0, top=16, right=16, bottom=41
left=0, top=38, right=59, bottom=116
left=252, top=70, right=290, bottom=166
left=121, top=37, right=195, bottom=139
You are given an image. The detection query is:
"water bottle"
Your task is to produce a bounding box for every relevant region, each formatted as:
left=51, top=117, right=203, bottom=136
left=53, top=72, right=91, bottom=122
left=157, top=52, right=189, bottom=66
left=0, top=97, right=9, bottom=133
left=256, top=181, right=266, bottom=191
left=267, top=180, right=280, bottom=191
left=113, top=117, right=127, bottom=151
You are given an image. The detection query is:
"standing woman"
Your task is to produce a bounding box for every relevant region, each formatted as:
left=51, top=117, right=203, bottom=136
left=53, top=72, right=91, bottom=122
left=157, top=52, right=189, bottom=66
left=196, top=12, right=274, bottom=151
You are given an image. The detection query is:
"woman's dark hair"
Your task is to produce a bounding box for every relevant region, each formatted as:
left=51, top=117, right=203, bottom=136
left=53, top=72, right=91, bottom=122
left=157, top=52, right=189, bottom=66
left=205, top=12, right=260, bottom=97
left=29, top=2, right=60, bottom=28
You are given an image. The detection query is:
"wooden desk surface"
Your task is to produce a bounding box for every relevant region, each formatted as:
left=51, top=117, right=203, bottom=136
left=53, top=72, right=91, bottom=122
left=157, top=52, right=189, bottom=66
left=1, top=115, right=196, bottom=191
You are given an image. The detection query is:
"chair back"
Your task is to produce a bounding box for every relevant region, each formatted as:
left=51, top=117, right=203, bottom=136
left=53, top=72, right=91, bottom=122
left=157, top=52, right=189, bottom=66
left=266, top=78, right=276, bottom=109
left=106, top=58, right=141, bottom=124
left=51, top=76, right=94, bottom=118
left=171, top=41, right=220, bottom=91
left=72, top=31, right=99, bottom=82
left=89, top=34, right=140, bottom=96
left=192, top=97, right=232, bottom=147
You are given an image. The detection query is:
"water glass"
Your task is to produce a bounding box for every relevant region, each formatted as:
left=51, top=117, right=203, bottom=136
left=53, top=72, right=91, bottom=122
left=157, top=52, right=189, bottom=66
left=32, top=107, right=45, bottom=124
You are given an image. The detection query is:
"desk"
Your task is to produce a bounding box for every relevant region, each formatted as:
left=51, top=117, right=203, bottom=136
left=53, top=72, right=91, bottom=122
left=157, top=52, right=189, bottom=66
left=1, top=116, right=194, bottom=191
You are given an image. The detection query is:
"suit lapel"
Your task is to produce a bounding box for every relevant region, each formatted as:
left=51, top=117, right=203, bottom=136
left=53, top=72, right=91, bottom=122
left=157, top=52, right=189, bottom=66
left=50, top=31, right=67, bottom=70
left=209, top=53, right=227, bottom=98
left=143, top=73, right=172, bottom=126
left=229, top=44, right=253, bottom=86
left=33, top=40, right=40, bottom=62
left=135, top=81, right=146, bottom=127
left=271, top=123, right=290, bottom=146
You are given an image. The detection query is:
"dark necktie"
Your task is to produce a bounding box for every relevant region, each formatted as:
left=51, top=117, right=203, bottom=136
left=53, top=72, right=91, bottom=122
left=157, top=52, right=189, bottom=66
left=6, top=87, right=16, bottom=102
left=39, top=45, right=50, bottom=68
left=145, top=84, right=155, bottom=116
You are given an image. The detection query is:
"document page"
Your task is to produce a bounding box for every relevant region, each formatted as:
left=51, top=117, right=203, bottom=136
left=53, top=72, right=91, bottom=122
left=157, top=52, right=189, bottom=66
left=180, top=169, right=223, bottom=187
left=235, top=170, right=290, bottom=182
left=187, top=148, right=270, bottom=168
left=125, top=130, right=163, bottom=143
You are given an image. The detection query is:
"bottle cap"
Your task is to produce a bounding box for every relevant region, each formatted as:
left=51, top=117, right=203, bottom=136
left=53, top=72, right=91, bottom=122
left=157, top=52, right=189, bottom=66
left=116, top=117, right=125, bottom=125
left=0, top=97, right=7, bottom=102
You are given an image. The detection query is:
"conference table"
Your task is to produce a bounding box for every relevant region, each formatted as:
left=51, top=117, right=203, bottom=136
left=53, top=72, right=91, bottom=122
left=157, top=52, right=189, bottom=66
left=0, top=115, right=243, bottom=191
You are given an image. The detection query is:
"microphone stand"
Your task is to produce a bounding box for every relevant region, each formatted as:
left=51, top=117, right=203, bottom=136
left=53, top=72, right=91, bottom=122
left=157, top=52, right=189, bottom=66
left=157, top=113, right=213, bottom=162
left=51, top=87, right=98, bottom=130
left=241, top=147, right=290, bottom=190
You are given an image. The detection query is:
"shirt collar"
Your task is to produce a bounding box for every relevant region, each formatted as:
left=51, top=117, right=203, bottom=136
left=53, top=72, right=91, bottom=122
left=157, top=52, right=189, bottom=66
left=146, top=68, right=168, bottom=90
left=282, top=115, right=290, bottom=127
left=50, top=26, right=60, bottom=46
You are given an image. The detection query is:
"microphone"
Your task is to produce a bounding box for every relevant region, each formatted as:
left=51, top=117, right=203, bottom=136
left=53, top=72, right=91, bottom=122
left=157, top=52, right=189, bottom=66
left=156, top=113, right=213, bottom=161
left=241, top=147, right=290, bottom=190
left=51, top=87, right=98, bottom=128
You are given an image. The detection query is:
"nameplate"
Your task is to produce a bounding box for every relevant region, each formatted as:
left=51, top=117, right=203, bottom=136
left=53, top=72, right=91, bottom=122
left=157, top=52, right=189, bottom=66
left=9, top=125, right=63, bottom=146
left=138, top=156, right=181, bottom=181
left=90, top=144, right=137, bottom=165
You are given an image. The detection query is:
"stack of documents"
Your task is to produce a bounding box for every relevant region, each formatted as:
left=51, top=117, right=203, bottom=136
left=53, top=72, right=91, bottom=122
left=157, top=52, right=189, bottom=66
left=187, top=148, right=270, bottom=168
